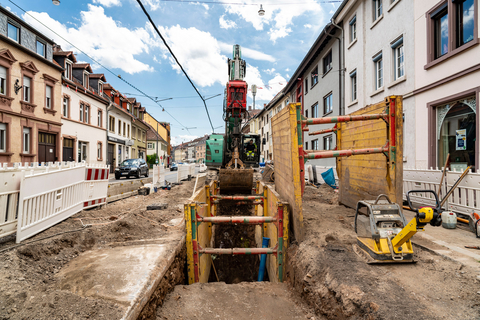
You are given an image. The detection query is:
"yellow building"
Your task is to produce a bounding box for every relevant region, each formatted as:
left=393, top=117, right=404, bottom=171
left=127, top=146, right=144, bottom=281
left=144, top=112, right=170, bottom=155
left=0, top=7, right=63, bottom=164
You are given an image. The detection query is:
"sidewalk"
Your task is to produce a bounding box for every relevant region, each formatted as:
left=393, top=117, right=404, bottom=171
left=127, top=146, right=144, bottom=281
left=404, top=209, right=480, bottom=270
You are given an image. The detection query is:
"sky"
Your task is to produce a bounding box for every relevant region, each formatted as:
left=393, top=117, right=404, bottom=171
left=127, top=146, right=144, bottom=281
left=3, top=0, right=340, bottom=145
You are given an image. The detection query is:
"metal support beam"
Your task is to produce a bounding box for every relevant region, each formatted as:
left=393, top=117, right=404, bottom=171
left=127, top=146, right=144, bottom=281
left=197, top=215, right=276, bottom=224
left=302, top=113, right=387, bottom=126
left=305, top=146, right=389, bottom=159
left=199, top=247, right=276, bottom=255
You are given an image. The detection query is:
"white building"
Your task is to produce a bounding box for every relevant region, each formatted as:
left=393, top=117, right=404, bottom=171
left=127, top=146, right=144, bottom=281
left=53, top=50, right=109, bottom=164
left=334, top=0, right=415, bottom=167
left=146, top=125, right=168, bottom=165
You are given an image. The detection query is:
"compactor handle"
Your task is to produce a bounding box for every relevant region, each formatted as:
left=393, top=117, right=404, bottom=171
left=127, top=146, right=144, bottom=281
left=374, top=194, right=392, bottom=204
left=406, top=190, right=441, bottom=214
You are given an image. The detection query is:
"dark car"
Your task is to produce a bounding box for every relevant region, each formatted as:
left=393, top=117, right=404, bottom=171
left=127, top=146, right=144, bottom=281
left=170, top=163, right=178, bottom=171
left=115, top=158, right=149, bottom=179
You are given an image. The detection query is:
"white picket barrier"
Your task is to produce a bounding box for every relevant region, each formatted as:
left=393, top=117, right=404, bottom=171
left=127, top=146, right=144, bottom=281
left=177, top=164, right=193, bottom=181
left=403, top=167, right=480, bottom=219
left=199, top=164, right=207, bottom=173
left=153, top=165, right=166, bottom=186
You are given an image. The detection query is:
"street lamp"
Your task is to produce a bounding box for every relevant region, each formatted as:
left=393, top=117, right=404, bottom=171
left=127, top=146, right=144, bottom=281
left=258, top=4, right=265, bottom=16
left=251, top=84, right=257, bottom=110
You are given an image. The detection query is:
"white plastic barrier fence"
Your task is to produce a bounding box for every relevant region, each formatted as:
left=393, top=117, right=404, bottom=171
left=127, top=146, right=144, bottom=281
left=403, top=167, right=480, bottom=219
left=153, top=165, right=166, bottom=186
left=199, top=164, right=207, bottom=173
left=0, top=162, right=109, bottom=242
left=177, top=164, right=195, bottom=181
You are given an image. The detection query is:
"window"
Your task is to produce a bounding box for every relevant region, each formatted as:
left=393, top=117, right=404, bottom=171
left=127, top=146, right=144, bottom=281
left=99, top=82, right=103, bottom=95
left=46, top=85, right=52, bottom=108
left=305, top=141, right=309, bottom=150
left=36, top=40, right=45, bottom=57
left=373, top=0, right=383, bottom=21
left=0, top=123, right=6, bottom=152
left=349, top=16, right=357, bottom=42
left=304, top=78, right=308, bottom=94
left=324, top=135, right=333, bottom=150
left=433, top=5, right=449, bottom=58
left=7, top=23, right=19, bottom=42
left=98, top=110, right=102, bottom=127
left=83, top=72, right=89, bottom=89
left=323, top=93, right=333, bottom=115
left=311, top=103, right=318, bottom=118
left=323, top=51, right=332, bottom=74
left=312, top=139, right=319, bottom=151
left=109, top=116, right=115, bottom=132
left=127, top=125, right=130, bottom=138
left=373, top=52, right=383, bottom=89
left=79, top=104, right=84, bottom=122
left=123, top=122, right=126, bottom=136
left=65, top=61, right=72, bottom=80
left=142, top=131, right=146, bottom=142
left=311, top=66, right=318, bottom=87
left=97, top=142, right=102, bottom=160
left=78, top=141, right=87, bottom=162
left=350, top=70, right=357, bottom=101
left=133, top=127, right=136, bottom=139
left=0, top=66, right=6, bottom=95
left=85, top=106, right=89, bottom=124
left=305, top=110, right=308, bottom=118
left=148, top=142, right=154, bottom=149
left=393, top=40, right=404, bottom=80
left=23, top=76, right=31, bottom=102
left=456, top=0, right=475, bottom=48
left=118, top=120, right=121, bottom=135
left=63, top=97, right=69, bottom=117
left=23, top=128, right=30, bottom=154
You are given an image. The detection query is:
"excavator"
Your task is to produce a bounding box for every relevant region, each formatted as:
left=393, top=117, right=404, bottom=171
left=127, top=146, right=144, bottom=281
left=205, top=45, right=260, bottom=193
left=354, top=190, right=442, bottom=263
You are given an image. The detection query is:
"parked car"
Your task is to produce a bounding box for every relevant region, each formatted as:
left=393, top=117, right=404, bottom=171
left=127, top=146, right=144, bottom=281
left=170, top=163, right=178, bottom=171
left=115, top=158, right=149, bottom=179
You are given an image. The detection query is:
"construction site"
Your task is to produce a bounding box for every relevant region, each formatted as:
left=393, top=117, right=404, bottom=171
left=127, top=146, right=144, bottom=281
left=1, top=96, right=480, bottom=320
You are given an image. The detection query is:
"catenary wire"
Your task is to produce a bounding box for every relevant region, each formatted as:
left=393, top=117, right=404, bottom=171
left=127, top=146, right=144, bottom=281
left=7, top=0, right=192, bottom=134
left=136, top=0, right=215, bottom=132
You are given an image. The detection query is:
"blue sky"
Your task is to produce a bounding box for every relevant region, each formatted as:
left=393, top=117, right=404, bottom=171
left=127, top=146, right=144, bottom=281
left=4, top=0, right=340, bottom=144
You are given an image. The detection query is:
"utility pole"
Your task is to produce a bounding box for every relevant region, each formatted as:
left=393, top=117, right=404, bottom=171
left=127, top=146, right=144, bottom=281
left=156, top=122, right=159, bottom=165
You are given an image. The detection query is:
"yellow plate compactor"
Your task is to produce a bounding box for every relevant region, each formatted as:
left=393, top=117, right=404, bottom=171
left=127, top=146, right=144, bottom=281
left=354, top=191, right=442, bottom=264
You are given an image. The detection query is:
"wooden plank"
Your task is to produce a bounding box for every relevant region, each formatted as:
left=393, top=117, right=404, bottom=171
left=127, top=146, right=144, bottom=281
left=337, top=96, right=403, bottom=209
left=271, top=103, right=304, bottom=242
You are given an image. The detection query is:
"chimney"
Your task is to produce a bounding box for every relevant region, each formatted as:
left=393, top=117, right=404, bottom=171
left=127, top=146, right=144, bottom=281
left=248, top=106, right=252, bottom=111
left=264, top=103, right=266, bottom=108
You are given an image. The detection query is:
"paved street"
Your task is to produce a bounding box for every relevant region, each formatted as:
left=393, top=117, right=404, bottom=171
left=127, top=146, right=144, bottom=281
left=108, top=167, right=200, bottom=182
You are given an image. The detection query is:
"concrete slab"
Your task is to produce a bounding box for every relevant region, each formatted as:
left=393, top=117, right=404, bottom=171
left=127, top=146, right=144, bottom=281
left=55, top=229, right=185, bottom=320
left=158, top=282, right=313, bottom=319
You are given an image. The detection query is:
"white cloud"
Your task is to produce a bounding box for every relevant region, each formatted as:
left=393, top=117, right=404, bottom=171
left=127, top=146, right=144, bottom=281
left=219, top=15, right=237, bottom=30
left=219, top=42, right=275, bottom=62
left=171, top=135, right=199, bottom=146
left=92, top=0, right=121, bottom=7
left=285, top=74, right=290, bottom=79
left=304, top=24, right=312, bottom=29
left=158, top=25, right=228, bottom=87
left=263, top=68, right=275, bottom=75
left=244, top=65, right=286, bottom=102
left=285, top=68, right=290, bottom=72
left=23, top=5, right=156, bottom=74
left=143, top=0, right=161, bottom=11
left=224, top=1, right=324, bottom=43
left=192, top=2, right=210, bottom=10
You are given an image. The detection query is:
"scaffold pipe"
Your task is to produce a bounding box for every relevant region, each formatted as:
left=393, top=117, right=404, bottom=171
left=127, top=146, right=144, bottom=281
left=302, top=113, right=387, bottom=126
left=199, top=247, right=276, bottom=255
left=305, top=147, right=389, bottom=159
left=211, top=195, right=264, bottom=200
left=197, top=216, right=276, bottom=224
left=308, top=127, right=338, bottom=136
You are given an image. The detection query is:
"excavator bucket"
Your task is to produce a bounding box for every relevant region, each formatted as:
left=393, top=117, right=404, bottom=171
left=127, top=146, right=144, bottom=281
left=219, top=168, right=254, bottom=194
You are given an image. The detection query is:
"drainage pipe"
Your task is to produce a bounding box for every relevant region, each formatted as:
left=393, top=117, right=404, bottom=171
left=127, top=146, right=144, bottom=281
left=258, top=237, right=270, bottom=281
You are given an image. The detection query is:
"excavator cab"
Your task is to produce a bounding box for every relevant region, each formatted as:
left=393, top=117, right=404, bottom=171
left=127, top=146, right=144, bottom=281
left=241, top=135, right=260, bottom=166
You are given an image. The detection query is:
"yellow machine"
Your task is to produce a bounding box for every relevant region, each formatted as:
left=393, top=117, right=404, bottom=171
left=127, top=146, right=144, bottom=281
left=354, top=191, right=442, bottom=263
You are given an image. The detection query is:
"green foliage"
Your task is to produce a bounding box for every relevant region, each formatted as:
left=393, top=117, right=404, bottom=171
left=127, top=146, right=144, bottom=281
left=146, top=154, right=157, bottom=167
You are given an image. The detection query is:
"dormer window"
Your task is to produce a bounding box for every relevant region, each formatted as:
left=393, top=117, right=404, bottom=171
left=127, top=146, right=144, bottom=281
left=98, top=81, right=103, bottom=95
left=36, top=40, right=45, bottom=57
left=7, top=22, right=19, bottom=42
left=65, top=60, right=72, bottom=80
left=83, top=72, right=89, bottom=89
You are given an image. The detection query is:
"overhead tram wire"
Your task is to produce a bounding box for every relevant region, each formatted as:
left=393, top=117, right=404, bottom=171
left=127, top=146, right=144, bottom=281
left=7, top=0, right=193, bottom=134
left=136, top=0, right=215, bottom=132
left=159, top=0, right=342, bottom=4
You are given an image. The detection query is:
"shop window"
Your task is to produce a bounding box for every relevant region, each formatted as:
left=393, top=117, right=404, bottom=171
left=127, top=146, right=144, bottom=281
left=438, top=99, right=476, bottom=170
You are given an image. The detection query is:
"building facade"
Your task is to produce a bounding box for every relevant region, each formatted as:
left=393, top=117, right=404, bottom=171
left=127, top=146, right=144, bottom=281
left=413, top=0, right=479, bottom=170
left=53, top=49, right=109, bottom=164
left=0, top=7, right=63, bottom=164
left=146, top=125, right=168, bottom=165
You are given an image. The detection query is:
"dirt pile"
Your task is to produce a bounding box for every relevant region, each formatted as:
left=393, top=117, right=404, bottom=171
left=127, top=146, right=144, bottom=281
left=286, top=185, right=480, bottom=319
left=0, top=180, right=194, bottom=320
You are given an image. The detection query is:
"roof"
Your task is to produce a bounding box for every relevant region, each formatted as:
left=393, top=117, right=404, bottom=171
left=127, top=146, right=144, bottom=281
left=146, top=127, right=167, bottom=144
left=127, top=97, right=136, bottom=103
left=73, top=63, right=93, bottom=73
left=62, top=77, right=110, bottom=105
left=104, top=83, right=114, bottom=90
left=90, top=73, right=107, bottom=81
